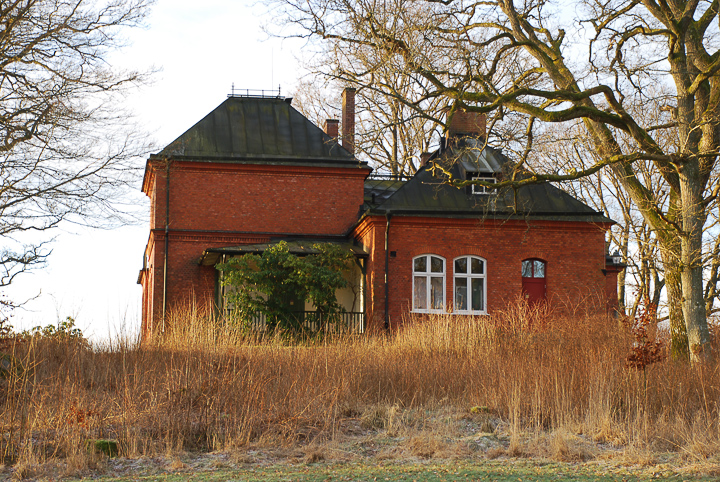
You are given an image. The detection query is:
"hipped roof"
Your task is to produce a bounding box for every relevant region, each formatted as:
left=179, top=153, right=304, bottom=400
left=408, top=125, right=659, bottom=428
left=364, top=138, right=613, bottom=224
left=150, top=96, right=366, bottom=168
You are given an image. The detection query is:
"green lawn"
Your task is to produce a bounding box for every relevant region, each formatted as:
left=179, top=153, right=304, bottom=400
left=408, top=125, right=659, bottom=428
left=88, top=460, right=718, bottom=482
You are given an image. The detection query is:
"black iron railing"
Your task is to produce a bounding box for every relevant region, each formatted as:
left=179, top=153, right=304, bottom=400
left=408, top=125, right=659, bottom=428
left=228, top=84, right=283, bottom=99
left=227, top=311, right=365, bottom=334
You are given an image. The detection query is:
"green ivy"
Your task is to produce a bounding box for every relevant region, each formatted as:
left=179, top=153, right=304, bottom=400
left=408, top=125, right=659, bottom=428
left=217, top=242, right=354, bottom=333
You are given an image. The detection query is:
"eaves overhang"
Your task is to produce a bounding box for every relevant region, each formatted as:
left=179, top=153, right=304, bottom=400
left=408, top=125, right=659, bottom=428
left=358, top=206, right=615, bottom=225
left=147, top=153, right=371, bottom=169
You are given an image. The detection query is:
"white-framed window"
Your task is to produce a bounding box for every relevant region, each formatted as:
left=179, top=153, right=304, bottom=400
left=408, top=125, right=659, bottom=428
left=413, top=254, right=445, bottom=312
left=453, top=256, right=487, bottom=314
left=469, top=173, right=496, bottom=194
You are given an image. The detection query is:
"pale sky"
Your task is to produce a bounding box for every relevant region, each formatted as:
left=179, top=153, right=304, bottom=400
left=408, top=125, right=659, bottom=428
left=4, top=1, right=304, bottom=340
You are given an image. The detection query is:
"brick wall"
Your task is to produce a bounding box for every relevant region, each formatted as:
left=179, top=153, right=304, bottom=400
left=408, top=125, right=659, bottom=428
left=604, top=265, right=622, bottom=315
left=146, top=161, right=367, bottom=235
left=448, top=110, right=486, bottom=137
left=141, top=160, right=369, bottom=336
left=355, top=215, right=612, bottom=330
left=141, top=156, right=615, bottom=336
left=354, top=218, right=386, bottom=330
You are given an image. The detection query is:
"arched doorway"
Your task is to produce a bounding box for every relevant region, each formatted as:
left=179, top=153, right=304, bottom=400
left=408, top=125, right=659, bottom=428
left=522, top=259, right=546, bottom=304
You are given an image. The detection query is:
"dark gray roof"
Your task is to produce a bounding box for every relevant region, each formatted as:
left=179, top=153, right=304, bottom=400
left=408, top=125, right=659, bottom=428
left=364, top=176, right=407, bottom=205
left=199, top=240, right=368, bottom=266
left=151, top=96, right=366, bottom=168
left=363, top=139, right=613, bottom=223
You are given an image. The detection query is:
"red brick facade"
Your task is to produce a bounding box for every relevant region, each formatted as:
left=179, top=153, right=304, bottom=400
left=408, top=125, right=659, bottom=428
left=139, top=160, right=368, bottom=337
left=354, top=215, right=615, bottom=331
left=138, top=94, right=621, bottom=338
left=448, top=110, right=487, bottom=137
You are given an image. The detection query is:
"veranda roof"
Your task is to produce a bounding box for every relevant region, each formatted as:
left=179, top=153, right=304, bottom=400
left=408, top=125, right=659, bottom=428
left=199, top=240, right=368, bottom=266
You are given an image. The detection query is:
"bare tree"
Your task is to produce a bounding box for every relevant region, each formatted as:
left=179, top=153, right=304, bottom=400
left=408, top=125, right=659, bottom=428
left=273, top=0, right=720, bottom=362
left=538, top=110, right=678, bottom=318
left=292, top=72, right=447, bottom=176
left=0, top=0, right=152, bottom=289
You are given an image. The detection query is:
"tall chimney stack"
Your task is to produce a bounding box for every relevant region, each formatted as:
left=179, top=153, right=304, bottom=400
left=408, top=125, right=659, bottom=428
left=342, top=87, right=356, bottom=154
left=325, top=119, right=339, bottom=141
left=448, top=109, right=486, bottom=139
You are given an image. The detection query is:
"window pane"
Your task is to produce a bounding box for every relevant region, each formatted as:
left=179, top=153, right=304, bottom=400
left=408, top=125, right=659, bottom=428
left=431, top=256, right=444, bottom=273
left=534, top=260, right=545, bottom=278
left=414, top=256, right=427, bottom=273
left=414, top=276, right=427, bottom=310
left=471, top=278, right=484, bottom=311
left=522, top=260, right=532, bottom=277
left=471, top=257, right=484, bottom=274
left=455, top=277, right=467, bottom=311
left=455, top=257, right=467, bottom=274
left=431, top=276, right=444, bottom=309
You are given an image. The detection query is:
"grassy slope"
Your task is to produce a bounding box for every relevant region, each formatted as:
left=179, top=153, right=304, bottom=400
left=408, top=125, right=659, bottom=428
left=4, top=304, right=720, bottom=478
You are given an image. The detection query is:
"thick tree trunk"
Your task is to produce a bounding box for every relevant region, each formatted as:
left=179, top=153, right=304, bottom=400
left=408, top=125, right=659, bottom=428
left=679, top=160, right=712, bottom=363
left=662, top=255, right=689, bottom=360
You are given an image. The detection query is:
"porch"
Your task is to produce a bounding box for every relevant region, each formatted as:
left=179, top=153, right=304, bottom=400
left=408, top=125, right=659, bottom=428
left=200, top=239, right=367, bottom=333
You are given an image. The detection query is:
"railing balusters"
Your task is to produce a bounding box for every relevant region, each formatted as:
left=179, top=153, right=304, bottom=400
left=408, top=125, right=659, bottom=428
left=226, top=311, right=365, bottom=333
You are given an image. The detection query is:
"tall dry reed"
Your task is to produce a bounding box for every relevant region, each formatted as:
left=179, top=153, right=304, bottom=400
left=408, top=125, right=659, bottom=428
left=1, top=302, right=719, bottom=468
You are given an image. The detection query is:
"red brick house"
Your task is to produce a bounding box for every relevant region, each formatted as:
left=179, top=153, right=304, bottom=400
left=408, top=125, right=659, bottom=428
left=138, top=89, right=622, bottom=337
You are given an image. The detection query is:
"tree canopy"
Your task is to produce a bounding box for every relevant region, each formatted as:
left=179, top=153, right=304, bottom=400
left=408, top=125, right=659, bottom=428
left=272, top=0, right=720, bottom=362
left=0, top=0, right=152, bottom=291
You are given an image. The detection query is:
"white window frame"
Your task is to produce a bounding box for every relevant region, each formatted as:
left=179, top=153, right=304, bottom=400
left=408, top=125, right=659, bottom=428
left=412, top=254, right=446, bottom=313
left=469, top=173, right=496, bottom=195
left=453, top=255, right=487, bottom=314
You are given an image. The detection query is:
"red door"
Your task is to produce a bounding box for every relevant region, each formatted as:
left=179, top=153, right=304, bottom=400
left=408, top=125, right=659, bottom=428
left=522, top=259, right=546, bottom=304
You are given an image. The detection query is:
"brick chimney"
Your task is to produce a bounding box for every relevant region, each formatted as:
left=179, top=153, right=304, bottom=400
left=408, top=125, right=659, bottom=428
left=342, top=87, right=356, bottom=154
left=420, top=152, right=432, bottom=167
left=325, top=119, right=339, bottom=141
left=448, top=109, right=486, bottom=139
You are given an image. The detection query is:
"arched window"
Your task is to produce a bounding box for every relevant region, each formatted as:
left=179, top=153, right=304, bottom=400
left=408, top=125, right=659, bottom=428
left=522, top=258, right=546, bottom=304
left=413, top=255, right=445, bottom=312
left=454, top=256, right=487, bottom=314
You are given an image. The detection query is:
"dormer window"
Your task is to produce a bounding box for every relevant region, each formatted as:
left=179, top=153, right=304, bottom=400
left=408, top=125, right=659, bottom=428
left=469, top=173, right=496, bottom=195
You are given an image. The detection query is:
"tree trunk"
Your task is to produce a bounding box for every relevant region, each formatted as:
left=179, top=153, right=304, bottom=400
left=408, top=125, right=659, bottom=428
left=679, top=160, right=712, bottom=363
left=662, top=255, right=689, bottom=360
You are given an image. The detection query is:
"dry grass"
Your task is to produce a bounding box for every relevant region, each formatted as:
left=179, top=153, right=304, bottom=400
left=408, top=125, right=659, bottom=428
left=2, top=301, right=720, bottom=476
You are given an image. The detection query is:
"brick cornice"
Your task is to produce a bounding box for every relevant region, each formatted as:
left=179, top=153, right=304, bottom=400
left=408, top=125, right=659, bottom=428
left=355, top=214, right=610, bottom=232
left=145, top=158, right=370, bottom=179
left=149, top=229, right=354, bottom=244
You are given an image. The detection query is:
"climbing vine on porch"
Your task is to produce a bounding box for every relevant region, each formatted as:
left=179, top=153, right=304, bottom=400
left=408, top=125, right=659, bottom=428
left=217, top=241, right=354, bottom=332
